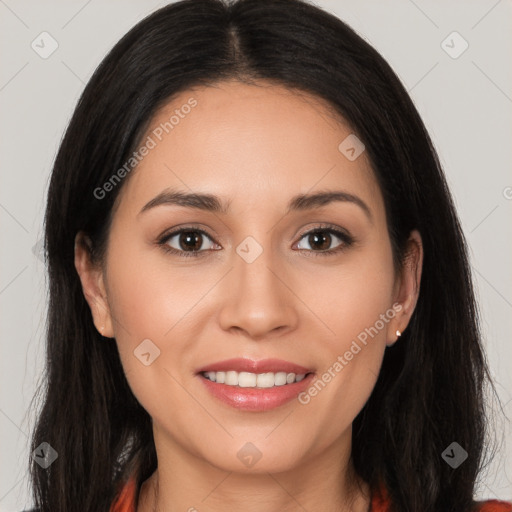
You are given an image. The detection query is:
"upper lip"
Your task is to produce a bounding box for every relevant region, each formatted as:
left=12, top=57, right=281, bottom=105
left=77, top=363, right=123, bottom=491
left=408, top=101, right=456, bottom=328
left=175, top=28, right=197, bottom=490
left=196, top=358, right=314, bottom=375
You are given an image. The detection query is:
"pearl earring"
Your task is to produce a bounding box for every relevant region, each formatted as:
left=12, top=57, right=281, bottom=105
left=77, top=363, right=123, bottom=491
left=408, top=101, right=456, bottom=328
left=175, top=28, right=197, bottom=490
left=396, top=329, right=401, bottom=337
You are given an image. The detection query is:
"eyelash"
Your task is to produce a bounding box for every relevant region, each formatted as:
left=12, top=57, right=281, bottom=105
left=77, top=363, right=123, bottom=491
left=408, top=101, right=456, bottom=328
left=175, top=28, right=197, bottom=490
left=157, top=223, right=355, bottom=259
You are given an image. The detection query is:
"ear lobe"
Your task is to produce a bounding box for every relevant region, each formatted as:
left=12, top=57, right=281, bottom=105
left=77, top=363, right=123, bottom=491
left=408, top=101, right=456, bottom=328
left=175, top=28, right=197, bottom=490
left=387, top=230, right=423, bottom=346
left=74, top=232, right=114, bottom=338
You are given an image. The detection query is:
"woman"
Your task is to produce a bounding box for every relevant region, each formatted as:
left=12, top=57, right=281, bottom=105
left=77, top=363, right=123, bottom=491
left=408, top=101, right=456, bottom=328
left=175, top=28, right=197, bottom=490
left=27, top=0, right=511, bottom=510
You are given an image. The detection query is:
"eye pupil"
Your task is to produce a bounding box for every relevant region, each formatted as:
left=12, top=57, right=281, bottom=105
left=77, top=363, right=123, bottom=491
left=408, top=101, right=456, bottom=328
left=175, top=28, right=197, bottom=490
left=309, top=232, right=331, bottom=251
left=180, top=231, right=202, bottom=251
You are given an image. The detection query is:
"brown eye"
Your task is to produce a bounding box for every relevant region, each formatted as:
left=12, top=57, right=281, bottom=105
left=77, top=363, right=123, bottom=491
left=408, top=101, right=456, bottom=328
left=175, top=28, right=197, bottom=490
left=295, top=227, right=353, bottom=256
left=174, top=231, right=205, bottom=252
left=159, top=228, right=218, bottom=257
left=305, top=231, right=333, bottom=251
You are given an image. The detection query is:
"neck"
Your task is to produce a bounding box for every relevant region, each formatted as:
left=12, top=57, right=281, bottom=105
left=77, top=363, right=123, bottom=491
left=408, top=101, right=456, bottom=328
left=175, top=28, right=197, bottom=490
left=137, top=428, right=370, bottom=512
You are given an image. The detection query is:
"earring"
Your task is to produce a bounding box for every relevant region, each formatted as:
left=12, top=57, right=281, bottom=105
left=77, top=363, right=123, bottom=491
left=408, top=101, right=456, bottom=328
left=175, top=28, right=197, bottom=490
left=395, top=329, right=401, bottom=338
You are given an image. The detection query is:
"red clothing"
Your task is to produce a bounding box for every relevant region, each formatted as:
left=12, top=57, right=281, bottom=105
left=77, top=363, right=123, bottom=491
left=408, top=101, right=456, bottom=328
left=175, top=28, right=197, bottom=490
left=110, top=476, right=512, bottom=512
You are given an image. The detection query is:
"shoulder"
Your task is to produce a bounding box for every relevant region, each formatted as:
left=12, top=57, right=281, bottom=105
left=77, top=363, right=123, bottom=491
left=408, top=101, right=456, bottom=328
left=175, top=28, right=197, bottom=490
left=371, top=484, right=512, bottom=512
left=473, top=499, right=512, bottom=511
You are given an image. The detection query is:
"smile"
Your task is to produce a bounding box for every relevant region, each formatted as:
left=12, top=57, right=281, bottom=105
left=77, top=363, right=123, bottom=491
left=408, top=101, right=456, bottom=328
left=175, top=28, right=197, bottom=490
left=201, top=370, right=308, bottom=388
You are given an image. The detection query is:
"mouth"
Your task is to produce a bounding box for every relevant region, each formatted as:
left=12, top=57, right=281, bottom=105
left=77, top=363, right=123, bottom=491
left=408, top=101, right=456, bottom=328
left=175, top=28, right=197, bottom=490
left=200, top=370, right=312, bottom=388
left=195, top=358, right=316, bottom=411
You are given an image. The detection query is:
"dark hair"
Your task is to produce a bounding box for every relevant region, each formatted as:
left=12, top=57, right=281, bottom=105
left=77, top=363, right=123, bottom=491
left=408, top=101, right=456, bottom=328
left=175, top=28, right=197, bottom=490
left=29, top=0, right=498, bottom=510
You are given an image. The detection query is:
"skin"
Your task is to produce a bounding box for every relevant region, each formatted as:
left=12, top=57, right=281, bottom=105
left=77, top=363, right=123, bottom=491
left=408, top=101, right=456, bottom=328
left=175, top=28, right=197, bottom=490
left=75, top=80, right=423, bottom=512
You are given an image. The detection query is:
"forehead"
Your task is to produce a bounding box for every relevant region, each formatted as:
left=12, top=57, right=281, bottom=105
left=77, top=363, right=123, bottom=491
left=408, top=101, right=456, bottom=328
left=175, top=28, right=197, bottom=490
left=113, top=80, right=384, bottom=222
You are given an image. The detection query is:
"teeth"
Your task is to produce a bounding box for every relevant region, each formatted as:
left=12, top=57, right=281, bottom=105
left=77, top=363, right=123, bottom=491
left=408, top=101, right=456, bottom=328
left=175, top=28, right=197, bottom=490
left=226, top=371, right=238, bottom=386
left=203, top=370, right=308, bottom=387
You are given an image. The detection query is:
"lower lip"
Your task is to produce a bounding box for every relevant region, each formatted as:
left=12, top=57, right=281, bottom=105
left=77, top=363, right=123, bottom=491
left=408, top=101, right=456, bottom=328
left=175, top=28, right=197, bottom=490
left=198, top=373, right=316, bottom=411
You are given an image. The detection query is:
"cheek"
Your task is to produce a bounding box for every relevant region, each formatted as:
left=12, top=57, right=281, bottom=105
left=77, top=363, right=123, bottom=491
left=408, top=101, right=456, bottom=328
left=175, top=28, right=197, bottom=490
left=105, top=232, right=205, bottom=337
left=106, top=264, right=201, bottom=440
left=103, top=238, right=193, bottom=397
left=302, top=237, right=395, bottom=348
left=294, top=240, right=395, bottom=432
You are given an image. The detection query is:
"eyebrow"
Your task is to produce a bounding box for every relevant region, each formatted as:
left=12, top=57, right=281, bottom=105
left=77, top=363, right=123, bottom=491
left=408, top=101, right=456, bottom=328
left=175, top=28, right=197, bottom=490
left=138, top=188, right=373, bottom=222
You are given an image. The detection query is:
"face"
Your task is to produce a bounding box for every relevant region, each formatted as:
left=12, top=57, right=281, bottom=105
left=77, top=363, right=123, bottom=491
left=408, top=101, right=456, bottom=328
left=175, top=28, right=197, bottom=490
left=76, top=80, right=422, bottom=476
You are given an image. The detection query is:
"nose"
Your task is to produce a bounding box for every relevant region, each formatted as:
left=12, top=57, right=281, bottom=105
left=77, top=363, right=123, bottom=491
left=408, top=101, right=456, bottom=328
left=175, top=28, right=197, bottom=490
left=217, top=241, right=299, bottom=340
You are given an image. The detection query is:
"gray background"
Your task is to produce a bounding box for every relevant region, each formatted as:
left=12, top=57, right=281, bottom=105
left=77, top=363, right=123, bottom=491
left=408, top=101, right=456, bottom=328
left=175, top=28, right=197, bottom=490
left=1, top=0, right=511, bottom=509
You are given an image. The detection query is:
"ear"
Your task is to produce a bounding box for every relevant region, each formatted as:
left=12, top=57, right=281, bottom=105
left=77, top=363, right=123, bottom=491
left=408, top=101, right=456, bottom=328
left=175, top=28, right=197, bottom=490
left=74, top=231, right=114, bottom=338
left=387, top=229, right=423, bottom=347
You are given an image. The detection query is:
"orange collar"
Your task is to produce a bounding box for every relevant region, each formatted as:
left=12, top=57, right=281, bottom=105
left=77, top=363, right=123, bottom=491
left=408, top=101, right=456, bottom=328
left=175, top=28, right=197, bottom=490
left=110, top=477, right=391, bottom=512
left=110, top=475, right=512, bottom=512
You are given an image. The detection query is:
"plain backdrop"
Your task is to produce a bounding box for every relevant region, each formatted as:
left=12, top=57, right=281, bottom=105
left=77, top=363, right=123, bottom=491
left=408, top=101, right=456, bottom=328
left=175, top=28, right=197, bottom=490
left=1, top=0, right=511, bottom=509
